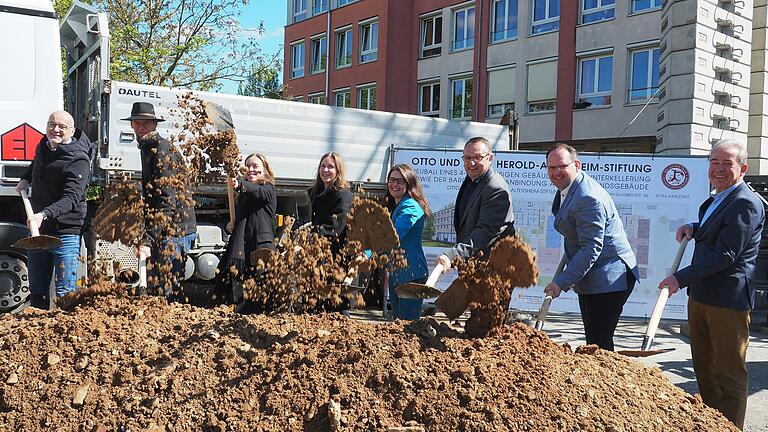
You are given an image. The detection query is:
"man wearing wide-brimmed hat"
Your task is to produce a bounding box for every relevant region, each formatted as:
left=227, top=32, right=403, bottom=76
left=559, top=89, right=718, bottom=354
left=122, top=102, right=197, bottom=301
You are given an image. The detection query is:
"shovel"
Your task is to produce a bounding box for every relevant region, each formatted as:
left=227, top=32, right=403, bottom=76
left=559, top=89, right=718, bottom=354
left=396, top=263, right=444, bottom=300
left=616, top=237, right=690, bottom=358
left=534, top=255, right=567, bottom=331
left=13, top=190, right=62, bottom=250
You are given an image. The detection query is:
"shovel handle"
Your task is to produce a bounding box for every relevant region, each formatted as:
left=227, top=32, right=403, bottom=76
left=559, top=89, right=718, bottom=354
left=535, top=255, right=567, bottom=331
left=226, top=178, right=236, bottom=226
left=138, top=251, right=147, bottom=289
left=19, top=190, right=41, bottom=237
left=642, top=238, right=690, bottom=350
left=425, top=263, right=444, bottom=287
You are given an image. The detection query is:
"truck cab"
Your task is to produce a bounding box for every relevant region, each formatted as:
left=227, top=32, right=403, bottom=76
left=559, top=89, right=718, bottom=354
left=0, top=0, right=63, bottom=312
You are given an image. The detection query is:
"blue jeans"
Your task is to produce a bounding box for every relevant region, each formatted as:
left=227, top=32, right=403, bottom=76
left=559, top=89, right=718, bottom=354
left=149, top=233, right=196, bottom=300
left=388, top=276, right=426, bottom=320
left=28, top=234, right=81, bottom=307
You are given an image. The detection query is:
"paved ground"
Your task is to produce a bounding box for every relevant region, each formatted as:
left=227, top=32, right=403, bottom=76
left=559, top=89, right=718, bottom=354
left=347, top=307, right=768, bottom=431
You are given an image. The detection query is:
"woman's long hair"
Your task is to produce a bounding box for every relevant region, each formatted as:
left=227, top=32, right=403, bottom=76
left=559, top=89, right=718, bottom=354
left=309, top=152, right=348, bottom=198
left=244, top=152, right=275, bottom=185
left=385, top=164, right=430, bottom=216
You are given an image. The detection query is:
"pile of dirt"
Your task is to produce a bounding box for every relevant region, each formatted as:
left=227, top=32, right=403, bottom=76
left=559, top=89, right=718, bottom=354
left=0, top=296, right=736, bottom=431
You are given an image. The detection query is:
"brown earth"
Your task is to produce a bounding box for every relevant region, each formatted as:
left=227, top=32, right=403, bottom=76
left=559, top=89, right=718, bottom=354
left=0, top=295, right=736, bottom=432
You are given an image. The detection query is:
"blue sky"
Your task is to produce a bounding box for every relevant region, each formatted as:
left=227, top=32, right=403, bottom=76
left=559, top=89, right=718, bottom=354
left=220, top=0, right=287, bottom=94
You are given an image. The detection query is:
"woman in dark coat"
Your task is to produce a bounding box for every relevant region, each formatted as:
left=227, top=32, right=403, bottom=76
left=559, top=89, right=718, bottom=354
left=217, top=153, right=277, bottom=305
left=307, top=152, right=353, bottom=257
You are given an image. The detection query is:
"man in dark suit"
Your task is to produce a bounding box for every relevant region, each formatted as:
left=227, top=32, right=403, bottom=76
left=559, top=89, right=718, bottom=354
left=436, top=136, right=515, bottom=270
left=123, top=102, right=197, bottom=301
left=659, top=140, right=764, bottom=429
left=544, top=144, right=639, bottom=351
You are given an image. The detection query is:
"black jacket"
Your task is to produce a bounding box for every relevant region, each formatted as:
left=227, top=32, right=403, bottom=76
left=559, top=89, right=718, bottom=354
left=138, top=132, right=197, bottom=244
left=309, top=185, right=353, bottom=255
left=21, top=130, right=91, bottom=236
left=230, top=180, right=277, bottom=259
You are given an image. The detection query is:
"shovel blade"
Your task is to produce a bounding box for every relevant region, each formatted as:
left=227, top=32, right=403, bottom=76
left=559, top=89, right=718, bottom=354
left=435, top=277, right=469, bottom=320
left=13, top=235, right=63, bottom=250
left=250, top=248, right=274, bottom=266
left=203, top=101, right=235, bottom=131
left=616, top=347, right=675, bottom=358
left=396, top=282, right=441, bottom=299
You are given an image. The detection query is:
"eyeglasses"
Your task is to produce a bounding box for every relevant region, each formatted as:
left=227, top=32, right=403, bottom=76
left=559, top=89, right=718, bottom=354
left=387, top=177, right=406, bottom=186
left=46, top=122, right=72, bottom=130
left=547, top=161, right=574, bottom=171
left=462, top=154, right=489, bottom=163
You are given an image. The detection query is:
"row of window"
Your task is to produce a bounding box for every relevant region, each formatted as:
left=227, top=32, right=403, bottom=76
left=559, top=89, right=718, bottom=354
left=292, top=0, right=357, bottom=23
left=290, top=19, right=378, bottom=79
left=417, top=45, right=660, bottom=118
left=420, top=0, right=661, bottom=58
left=295, top=84, right=377, bottom=110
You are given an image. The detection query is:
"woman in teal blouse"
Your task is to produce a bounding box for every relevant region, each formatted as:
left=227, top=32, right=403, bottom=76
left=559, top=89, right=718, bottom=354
left=385, top=164, right=431, bottom=320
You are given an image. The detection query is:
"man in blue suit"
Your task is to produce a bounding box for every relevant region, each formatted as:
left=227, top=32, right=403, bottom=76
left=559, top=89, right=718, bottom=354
left=659, top=140, right=764, bottom=429
left=544, top=144, right=639, bottom=351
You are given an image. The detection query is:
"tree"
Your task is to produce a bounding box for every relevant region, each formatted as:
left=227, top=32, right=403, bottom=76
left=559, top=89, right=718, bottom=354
left=78, top=0, right=265, bottom=91
left=238, top=58, right=284, bottom=99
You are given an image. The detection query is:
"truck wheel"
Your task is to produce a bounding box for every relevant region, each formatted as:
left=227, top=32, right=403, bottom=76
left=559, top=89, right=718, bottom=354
left=0, top=254, right=29, bottom=313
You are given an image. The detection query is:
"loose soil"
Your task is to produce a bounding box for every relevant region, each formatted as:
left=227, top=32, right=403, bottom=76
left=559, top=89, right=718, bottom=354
left=0, top=296, right=736, bottom=431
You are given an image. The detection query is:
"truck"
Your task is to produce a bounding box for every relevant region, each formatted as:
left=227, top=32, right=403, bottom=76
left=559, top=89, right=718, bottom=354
left=0, top=0, right=511, bottom=313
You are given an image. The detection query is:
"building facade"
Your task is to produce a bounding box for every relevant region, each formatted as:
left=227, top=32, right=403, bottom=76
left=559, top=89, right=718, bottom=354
left=285, top=0, right=768, bottom=171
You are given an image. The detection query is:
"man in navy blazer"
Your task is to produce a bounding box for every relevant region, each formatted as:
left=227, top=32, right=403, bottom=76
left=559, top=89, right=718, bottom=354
left=544, top=144, right=639, bottom=351
left=659, top=140, right=764, bottom=429
left=437, top=136, right=515, bottom=270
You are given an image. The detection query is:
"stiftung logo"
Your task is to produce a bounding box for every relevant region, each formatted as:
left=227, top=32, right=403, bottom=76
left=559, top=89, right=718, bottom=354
left=661, top=164, right=689, bottom=190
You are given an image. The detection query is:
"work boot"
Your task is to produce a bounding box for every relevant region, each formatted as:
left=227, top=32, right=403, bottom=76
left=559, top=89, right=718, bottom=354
left=29, top=293, right=48, bottom=310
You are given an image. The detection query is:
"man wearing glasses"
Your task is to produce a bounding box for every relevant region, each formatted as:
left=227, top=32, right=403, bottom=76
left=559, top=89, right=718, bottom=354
left=122, top=101, right=197, bottom=301
left=16, top=111, right=91, bottom=309
left=544, top=143, right=639, bottom=351
left=436, top=136, right=515, bottom=270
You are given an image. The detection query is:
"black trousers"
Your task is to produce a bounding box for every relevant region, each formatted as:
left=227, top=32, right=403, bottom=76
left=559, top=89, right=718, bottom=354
left=577, top=267, right=636, bottom=351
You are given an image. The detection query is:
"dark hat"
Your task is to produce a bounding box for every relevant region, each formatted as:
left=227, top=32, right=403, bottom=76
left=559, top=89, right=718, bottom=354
left=121, top=102, right=165, bottom=122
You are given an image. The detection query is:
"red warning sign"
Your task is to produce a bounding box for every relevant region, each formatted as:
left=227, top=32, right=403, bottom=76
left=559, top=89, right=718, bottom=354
left=1, top=123, right=43, bottom=161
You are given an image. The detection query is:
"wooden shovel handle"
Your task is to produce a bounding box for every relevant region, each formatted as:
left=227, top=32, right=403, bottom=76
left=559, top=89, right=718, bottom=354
left=642, top=237, right=690, bottom=350
left=19, top=190, right=41, bottom=237
left=425, top=263, right=444, bottom=287
left=226, top=178, right=236, bottom=226
left=534, top=254, right=567, bottom=331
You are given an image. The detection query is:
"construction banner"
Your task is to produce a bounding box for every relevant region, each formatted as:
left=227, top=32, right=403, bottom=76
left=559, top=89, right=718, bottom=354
left=392, top=148, right=710, bottom=320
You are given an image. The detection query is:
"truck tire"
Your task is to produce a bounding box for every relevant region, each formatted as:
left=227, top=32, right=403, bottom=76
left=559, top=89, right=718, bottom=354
left=0, top=253, right=29, bottom=313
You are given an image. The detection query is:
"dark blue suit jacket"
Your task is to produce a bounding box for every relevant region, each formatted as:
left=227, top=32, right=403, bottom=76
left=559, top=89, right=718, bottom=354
left=675, top=182, right=765, bottom=310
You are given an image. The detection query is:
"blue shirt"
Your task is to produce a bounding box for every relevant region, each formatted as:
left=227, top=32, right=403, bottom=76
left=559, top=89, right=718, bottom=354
left=701, top=181, right=741, bottom=225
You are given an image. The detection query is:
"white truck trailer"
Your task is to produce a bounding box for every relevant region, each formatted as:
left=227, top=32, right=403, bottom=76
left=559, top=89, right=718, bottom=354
left=0, top=0, right=511, bottom=312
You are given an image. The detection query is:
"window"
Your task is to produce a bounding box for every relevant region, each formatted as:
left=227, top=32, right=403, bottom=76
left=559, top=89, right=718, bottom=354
left=581, top=0, right=615, bottom=24
left=338, top=0, right=355, bottom=5
left=527, top=60, right=557, bottom=112
left=310, top=35, right=327, bottom=74
left=335, top=28, right=352, bottom=68
left=491, top=0, right=518, bottom=42
left=631, top=0, right=662, bottom=13
left=453, top=6, right=475, bottom=50
left=290, top=42, right=305, bottom=79
left=293, top=96, right=304, bottom=102
left=358, top=85, right=376, bottom=110
left=578, top=54, right=613, bottom=107
left=312, top=0, right=328, bottom=15
left=487, top=67, right=516, bottom=117
left=421, top=14, right=443, bottom=57
left=419, top=82, right=441, bottom=116
left=294, top=0, right=307, bottom=22
left=360, top=20, right=378, bottom=63
left=451, top=77, right=473, bottom=119
left=629, top=47, right=660, bottom=102
left=532, top=0, right=559, bottom=34
left=309, top=93, right=326, bottom=104
left=333, top=89, right=351, bottom=107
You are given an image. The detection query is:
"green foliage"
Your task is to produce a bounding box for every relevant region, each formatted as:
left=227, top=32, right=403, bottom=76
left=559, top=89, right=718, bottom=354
left=87, top=0, right=265, bottom=91
left=423, top=213, right=435, bottom=240
left=238, top=61, right=284, bottom=99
